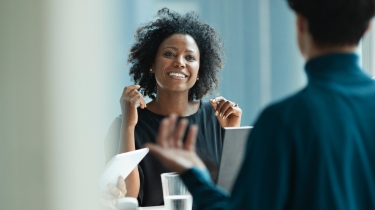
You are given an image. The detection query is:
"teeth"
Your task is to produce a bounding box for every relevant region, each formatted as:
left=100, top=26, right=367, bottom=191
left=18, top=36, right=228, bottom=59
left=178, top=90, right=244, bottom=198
left=168, top=72, right=186, bottom=78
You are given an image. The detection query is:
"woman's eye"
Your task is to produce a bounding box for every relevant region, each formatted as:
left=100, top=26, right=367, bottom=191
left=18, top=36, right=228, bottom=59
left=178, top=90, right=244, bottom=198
left=164, top=52, right=175, bottom=57
left=186, top=55, right=196, bottom=61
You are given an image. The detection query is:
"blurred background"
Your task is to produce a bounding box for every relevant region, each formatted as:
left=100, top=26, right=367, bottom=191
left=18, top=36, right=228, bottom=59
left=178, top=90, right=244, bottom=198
left=1, top=0, right=374, bottom=210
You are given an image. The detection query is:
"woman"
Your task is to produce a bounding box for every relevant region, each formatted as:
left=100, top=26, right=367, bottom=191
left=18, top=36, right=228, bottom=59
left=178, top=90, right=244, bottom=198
left=105, top=8, right=242, bottom=207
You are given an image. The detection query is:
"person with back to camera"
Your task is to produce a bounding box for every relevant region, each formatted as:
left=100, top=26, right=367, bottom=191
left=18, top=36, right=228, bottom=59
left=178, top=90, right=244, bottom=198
left=145, top=0, right=375, bottom=209
left=104, top=8, right=242, bottom=207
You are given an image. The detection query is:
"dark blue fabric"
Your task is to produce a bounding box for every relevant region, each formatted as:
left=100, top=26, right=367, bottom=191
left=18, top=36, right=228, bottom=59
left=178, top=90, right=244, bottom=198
left=180, top=53, right=375, bottom=210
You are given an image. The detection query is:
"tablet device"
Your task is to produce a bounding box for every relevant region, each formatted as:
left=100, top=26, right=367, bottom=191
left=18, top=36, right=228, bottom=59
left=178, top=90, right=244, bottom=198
left=217, top=126, right=252, bottom=192
left=99, top=148, right=149, bottom=190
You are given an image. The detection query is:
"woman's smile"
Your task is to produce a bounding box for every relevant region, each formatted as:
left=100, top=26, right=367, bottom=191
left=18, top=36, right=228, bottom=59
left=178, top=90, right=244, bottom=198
left=167, top=72, right=188, bottom=80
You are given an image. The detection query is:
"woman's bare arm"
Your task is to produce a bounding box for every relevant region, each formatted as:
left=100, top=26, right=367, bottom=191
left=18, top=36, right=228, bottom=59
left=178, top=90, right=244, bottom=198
left=118, top=85, right=146, bottom=198
left=119, top=124, right=140, bottom=198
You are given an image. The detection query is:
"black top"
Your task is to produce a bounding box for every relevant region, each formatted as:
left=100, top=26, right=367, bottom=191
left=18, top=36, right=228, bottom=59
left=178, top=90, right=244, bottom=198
left=104, top=101, right=224, bottom=207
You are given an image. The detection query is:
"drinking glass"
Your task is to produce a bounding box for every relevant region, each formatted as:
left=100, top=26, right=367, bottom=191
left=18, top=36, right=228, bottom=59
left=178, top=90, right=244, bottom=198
left=161, top=172, right=193, bottom=210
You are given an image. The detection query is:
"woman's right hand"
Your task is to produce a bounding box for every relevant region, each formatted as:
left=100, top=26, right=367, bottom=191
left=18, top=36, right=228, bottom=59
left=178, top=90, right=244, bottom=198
left=101, top=176, right=127, bottom=210
left=120, top=85, right=147, bottom=127
left=107, top=176, right=127, bottom=199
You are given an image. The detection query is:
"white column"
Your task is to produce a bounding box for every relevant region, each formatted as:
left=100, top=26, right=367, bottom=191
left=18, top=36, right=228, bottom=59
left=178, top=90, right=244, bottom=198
left=0, top=0, right=114, bottom=209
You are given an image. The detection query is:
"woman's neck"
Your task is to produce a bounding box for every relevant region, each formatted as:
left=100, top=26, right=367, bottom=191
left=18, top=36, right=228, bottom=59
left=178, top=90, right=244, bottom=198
left=147, top=90, right=199, bottom=117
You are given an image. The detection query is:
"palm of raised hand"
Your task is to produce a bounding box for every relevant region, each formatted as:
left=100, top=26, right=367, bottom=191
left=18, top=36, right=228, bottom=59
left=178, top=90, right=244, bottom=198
left=145, top=115, right=206, bottom=174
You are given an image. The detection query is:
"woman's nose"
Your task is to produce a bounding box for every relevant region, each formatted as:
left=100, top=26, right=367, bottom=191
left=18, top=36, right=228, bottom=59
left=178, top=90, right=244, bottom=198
left=174, top=56, right=186, bottom=68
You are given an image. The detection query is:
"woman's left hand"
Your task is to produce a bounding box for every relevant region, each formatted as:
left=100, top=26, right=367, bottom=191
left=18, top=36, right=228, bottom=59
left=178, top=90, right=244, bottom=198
left=210, top=96, right=242, bottom=127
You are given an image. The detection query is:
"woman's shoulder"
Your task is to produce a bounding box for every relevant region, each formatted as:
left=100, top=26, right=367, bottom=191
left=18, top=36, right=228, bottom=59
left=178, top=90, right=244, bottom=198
left=199, top=100, right=214, bottom=113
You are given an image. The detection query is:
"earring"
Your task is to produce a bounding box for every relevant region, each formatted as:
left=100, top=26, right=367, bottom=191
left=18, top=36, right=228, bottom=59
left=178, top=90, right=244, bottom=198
left=197, top=77, right=199, bottom=81
left=150, top=69, right=152, bottom=72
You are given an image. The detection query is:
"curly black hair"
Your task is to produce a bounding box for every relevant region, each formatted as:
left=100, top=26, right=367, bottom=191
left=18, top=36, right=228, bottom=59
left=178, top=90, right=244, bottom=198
left=128, top=8, right=225, bottom=101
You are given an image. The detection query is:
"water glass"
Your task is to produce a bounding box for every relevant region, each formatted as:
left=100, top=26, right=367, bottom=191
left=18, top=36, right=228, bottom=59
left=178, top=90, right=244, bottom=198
left=161, top=172, right=193, bottom=210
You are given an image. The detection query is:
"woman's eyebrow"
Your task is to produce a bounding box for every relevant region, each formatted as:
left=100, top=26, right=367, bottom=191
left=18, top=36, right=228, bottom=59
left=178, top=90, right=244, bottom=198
left=163, top=46, right=197, bottom=53
left=185, top=49, right=197, bottom=53
left=163, top=46, right=178, bottom=50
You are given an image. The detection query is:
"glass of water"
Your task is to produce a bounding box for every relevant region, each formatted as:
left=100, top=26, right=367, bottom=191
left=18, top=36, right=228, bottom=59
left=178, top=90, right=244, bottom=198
left=161, top=172, right=193, bottom=210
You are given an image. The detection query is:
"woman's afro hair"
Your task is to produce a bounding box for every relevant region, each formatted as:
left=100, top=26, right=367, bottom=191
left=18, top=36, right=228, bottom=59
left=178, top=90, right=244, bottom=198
left=128, top=8, right=225, bottom=101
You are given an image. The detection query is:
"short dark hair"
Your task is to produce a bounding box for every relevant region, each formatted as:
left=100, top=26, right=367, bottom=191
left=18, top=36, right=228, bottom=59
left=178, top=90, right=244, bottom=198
left=128, top=8, right=224, bottom=101
left=287, top=0, right=375, bottom=47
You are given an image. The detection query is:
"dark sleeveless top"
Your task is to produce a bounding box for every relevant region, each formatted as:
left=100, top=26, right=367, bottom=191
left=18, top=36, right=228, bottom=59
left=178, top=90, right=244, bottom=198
left=104, top=101, right=224, bottom=206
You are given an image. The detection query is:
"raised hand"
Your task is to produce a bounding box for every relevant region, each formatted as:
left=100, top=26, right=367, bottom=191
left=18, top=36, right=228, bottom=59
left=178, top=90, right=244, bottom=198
left=145, top=115, right=206, bottom=174
left=209, top=96, right=242, bottom=127
left=120, top=85, right=147, bottom=127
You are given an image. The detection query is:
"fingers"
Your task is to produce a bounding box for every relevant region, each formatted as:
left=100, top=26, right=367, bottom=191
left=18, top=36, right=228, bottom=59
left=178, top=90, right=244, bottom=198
left=107, top=183, right=123, bottom=198
left=214, top=97, right=230, bottom=117
left=144, top=116, right=201, bottom=174
left=220, top=101, right=237, bottom=119
left=117, top=176, right=127, bottom=196
left=165, top=115, right=177, bottom=147
left=156, top=115, right=177, bottom=148
left=127, top=88, right=147, bottom=109
left=209, top=98, right=218, bottom=111
left=184, top=125, right=198, bottom=151
left=121, top=85, right=147, bottom=109
left=173, top=119, right=188, bottom=148
left=124, top=84, right=140, bottom=94
left=156, top=115, right=192, bottom=149
left=211, top=96, right=239, bottom=118
left=157, top=118, right=171, bottom=148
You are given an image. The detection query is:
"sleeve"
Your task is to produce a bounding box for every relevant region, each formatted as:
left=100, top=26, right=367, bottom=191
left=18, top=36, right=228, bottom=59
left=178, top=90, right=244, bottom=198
left=228, top=105, right=294, bottom=209
left=180, top=167, right=230, bottom=210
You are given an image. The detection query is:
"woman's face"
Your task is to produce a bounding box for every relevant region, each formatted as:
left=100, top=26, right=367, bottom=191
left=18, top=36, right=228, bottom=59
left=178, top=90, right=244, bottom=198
left=152, top=33, right=200, bottom=95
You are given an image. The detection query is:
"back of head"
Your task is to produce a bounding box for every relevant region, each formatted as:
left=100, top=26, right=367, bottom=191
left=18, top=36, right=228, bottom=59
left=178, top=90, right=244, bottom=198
left=287, top=0, right=375, bottom=47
